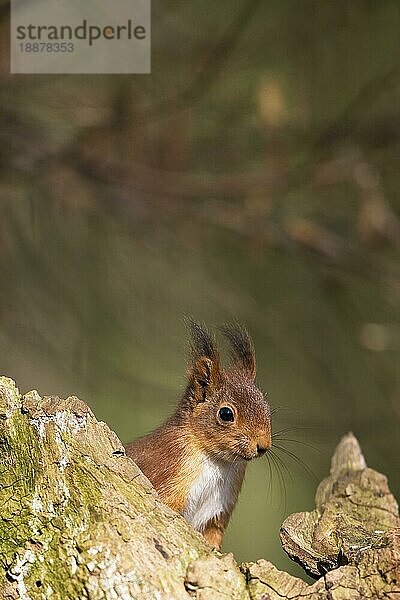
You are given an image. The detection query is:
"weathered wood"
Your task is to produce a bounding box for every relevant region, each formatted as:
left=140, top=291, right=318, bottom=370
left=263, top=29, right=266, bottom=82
left=0, top=377, right=241, bottom=599
left=280, top=432, right=399, bottom=577
left=0, top=376, right=399, bottom=599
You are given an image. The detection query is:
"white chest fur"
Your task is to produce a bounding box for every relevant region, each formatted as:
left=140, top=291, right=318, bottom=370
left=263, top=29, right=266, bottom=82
left=182, top=455, right=245, bottom=531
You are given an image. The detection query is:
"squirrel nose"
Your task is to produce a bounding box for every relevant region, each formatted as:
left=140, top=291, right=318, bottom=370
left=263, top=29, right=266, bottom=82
left=256, top=433, right=271, bottom=456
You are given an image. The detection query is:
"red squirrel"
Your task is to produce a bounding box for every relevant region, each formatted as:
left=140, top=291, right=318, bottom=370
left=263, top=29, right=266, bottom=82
left=125, top=321, right=271, bottom=550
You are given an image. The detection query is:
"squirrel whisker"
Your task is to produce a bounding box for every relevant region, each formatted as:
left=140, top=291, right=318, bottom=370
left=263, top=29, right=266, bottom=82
left=271, top=444, right=315, bottom=480
left=273, top=425, right=311, bottom=437
left=272, top=437, right=318, bottom=452
left=265, top=449, right=288, bottom=513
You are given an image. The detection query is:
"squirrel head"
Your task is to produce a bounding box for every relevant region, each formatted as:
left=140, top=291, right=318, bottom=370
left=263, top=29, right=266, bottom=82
left=181, top=320, right=271, bottom=462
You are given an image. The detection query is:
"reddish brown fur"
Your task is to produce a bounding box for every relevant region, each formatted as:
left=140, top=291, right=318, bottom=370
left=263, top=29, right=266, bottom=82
left=125, top=321, right=271, bottom=549
left=203, top=512, right=232, bottom=549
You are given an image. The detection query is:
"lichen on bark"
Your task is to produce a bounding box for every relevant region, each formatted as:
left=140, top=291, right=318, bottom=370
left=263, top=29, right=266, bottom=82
left=0, top=377, right=216, bottom=599
left=0, top=376, right=399, bottom=599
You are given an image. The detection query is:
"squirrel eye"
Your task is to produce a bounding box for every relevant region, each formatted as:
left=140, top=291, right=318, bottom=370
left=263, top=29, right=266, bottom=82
left=218, top=406, right=235, bottom=423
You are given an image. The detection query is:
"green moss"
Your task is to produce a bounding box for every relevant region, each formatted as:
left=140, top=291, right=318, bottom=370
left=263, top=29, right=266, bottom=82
left=0, top=380, right=218, bottom=597
left=24, top=457, right=106, bottom=598
left=0, top=410, right=43, bottom=569
left=0, top=397, right=102, bottom=597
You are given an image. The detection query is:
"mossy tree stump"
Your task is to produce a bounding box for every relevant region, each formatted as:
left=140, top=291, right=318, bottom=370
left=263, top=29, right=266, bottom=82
left=0, top=376, right=399, bottom=599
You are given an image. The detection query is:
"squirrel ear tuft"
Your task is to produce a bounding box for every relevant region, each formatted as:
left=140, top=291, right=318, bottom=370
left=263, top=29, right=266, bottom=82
left=192, top=356, right=213, bottom=388
left=186, top=318, right=218, bottom=362
left=220, top=323, right=256, bottom=380
left=185, top=319, right=222, bottom=401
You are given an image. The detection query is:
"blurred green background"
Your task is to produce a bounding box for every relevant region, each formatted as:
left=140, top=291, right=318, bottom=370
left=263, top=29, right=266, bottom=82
left=1, top=0, right=400, bottom=578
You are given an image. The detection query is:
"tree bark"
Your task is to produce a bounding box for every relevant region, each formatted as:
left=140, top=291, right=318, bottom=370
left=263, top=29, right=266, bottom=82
left=0, top=376, right=399, bottom=599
